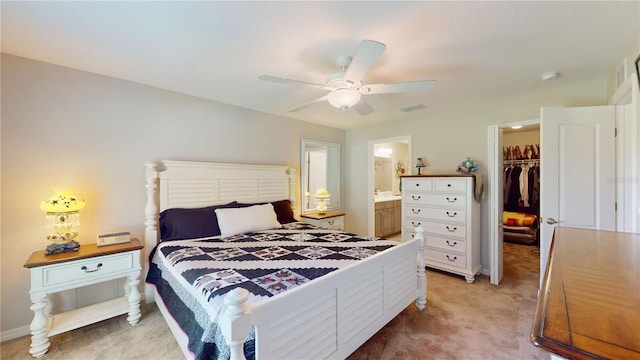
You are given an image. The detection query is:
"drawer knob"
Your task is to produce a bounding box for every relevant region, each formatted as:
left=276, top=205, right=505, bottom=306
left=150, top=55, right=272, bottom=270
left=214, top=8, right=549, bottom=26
left=446, top=240, right=458, bottom=247
left=415, top=183, right=420, bottom=187
left=411, top=221, right=421, bottom=227
left=446, top=255, right=458, bottom=262
left=328, top=220, right=334, bottom=225
left=411, top=195, right=421, bottom=200
left=446, top=226, right=457, bottom=232
left=446, top=197, right=457, bottom=203
left=411, top=208, right=421, bottom=214
left=81, top=263, right=103, bottom=273
left=447, top=184, right=452, bottom=187
left=446, top=211, right=457, bottom=217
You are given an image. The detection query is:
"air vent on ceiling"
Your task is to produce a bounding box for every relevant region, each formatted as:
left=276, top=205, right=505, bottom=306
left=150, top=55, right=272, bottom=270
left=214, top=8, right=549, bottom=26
left=400, top=103, right=425, bottom=112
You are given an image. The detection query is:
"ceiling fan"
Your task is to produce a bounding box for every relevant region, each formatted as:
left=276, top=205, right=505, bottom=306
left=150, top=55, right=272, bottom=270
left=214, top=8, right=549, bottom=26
left=259, top=39, right=436, bottom=116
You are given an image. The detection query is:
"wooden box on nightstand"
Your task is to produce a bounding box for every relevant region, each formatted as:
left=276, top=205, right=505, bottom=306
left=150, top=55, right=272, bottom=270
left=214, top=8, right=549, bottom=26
left=300, top=211, right=345, bottom=230
left=24, top=238, right=143, bottom=358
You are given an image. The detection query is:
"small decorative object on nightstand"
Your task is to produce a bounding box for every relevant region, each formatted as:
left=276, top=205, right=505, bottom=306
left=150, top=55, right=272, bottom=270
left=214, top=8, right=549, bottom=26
left=313, top=188, right=331, bottom=215
left=300, top=211, right=345, bottom=231
left=40, top=189, right=85, bottom=255
left=24, top=239, right=143, bottom=358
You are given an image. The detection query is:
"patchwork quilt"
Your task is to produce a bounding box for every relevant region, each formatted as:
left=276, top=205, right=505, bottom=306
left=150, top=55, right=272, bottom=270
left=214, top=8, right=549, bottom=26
left=146, top=222, right=397, bottom=360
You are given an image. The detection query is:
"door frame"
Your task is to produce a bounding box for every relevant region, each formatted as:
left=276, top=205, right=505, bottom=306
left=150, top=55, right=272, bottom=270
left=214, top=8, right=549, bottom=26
left=367, top=135, right=412, bottom=237
left=487, top=119, right=539, bottom=285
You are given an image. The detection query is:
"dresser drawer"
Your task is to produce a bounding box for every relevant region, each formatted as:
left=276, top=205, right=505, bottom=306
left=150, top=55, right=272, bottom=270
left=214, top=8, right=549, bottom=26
left=424, top=222, right=466, bottom=238
left=404, top=193, right=467, bottom=208
left=41, top=252, right=136, bottom=287
left=434, top=178, right=468, bottom=193
left=403, top=178, right=433, bottom=192
left=425, top=249, right=466, bottom=269
left=404, top=206, right=467, bottom=224
left=426, top=235, right=466, bottom=253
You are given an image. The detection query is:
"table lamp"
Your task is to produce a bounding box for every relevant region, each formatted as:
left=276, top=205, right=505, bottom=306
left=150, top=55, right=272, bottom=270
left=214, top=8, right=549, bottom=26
left=416, top=157, right=427, bottom=175
left=40, top=189, right=85, bottom=255
left=313, top=188, right=331, bottom=215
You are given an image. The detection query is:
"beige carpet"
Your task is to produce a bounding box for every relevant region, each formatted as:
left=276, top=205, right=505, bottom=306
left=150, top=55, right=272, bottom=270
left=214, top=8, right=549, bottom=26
left=1, top=242, right=548, bottom=359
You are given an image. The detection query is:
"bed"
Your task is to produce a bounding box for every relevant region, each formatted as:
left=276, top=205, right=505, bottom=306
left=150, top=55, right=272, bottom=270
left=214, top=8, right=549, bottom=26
left=143, top=160, right=427, bottom=360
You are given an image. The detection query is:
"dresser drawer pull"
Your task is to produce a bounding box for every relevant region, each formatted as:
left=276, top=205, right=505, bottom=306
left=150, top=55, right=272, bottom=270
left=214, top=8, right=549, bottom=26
left=447, top=183, right=452, bottom=187
left=411, top=195, right=421, bottom=200
left=328, top=220, right=335, bottom=225
left=411, top=221, right=421, bottom=227
left=446, top=240, right=458, bottom=247
left=446, top=197, right=457, bottom=203
left=81, top=263, right=103, bottom=273
left=446, top=211, right=457, bottom=217
left=415, top=183, right=420, bottom=187
left=446, top=255, right=457, bottom=262
left=411, top=208, right=421, bottom=214
left=446, top=226, right=458, bottom=232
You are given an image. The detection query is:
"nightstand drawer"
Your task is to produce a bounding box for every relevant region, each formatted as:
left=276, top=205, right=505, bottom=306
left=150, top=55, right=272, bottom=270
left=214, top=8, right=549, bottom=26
left=312, top=216, right=344, bottom=230
left=42, top=252, right=135, bottom=287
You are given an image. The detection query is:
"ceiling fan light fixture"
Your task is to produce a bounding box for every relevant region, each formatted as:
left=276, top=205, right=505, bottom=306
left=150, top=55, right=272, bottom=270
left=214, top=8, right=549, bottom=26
left=327, top=89, right=361, bottom=110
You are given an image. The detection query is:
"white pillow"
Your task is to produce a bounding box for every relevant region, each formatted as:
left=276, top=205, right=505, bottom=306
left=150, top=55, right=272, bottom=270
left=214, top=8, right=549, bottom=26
left=215, top=203, right=282, bottom=238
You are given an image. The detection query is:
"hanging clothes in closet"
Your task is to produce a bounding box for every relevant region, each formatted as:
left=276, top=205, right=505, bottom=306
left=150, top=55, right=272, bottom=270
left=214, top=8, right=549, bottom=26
left=504, top=161, right=540, bottom=213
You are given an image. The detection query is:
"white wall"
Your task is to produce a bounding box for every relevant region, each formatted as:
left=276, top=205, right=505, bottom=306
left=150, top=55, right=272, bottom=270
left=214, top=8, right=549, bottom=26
left=344, top=77, right=611, bottom=276
left=0, top=54, right=344, bottom=335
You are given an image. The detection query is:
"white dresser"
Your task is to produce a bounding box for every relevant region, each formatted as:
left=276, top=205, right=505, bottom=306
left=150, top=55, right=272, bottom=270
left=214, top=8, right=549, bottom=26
left=401, top=175, right=480, bottom=283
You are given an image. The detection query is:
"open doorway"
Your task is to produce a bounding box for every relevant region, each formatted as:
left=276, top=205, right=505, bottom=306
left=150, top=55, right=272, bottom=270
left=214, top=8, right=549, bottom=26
left=367, top=136, right=411, bottom=238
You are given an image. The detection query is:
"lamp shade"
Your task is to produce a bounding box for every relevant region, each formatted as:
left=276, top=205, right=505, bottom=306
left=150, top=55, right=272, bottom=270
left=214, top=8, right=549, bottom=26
left=40, top=189, right=85, bottom=213
left=313, top=188, right=331, bottom=199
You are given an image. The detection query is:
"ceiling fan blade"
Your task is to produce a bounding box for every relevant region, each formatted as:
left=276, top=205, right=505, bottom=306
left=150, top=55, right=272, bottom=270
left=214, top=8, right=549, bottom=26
left=289, top=95, right=329, bottom=112
left=259, top=75, right=330, bottom=90
left=360, top=80, right=436, bottom=95
left=353, top=98, right=374, bottom=116
left=343, top=40, right=386, bottom=85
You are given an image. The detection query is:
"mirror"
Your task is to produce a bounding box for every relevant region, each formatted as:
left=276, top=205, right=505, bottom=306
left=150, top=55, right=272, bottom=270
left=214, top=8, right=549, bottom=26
left=301, top=139, right=340, bottom=214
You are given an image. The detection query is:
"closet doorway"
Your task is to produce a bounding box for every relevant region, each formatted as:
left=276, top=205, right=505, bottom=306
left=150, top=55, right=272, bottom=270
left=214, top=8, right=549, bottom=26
left=487, top=119, right=539, bottom=285
left=367, top=135, right=411, bottom=238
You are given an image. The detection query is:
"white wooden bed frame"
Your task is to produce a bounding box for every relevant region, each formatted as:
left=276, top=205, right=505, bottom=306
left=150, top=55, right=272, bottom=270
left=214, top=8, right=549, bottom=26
left=144, top=160, right=427, bottom=360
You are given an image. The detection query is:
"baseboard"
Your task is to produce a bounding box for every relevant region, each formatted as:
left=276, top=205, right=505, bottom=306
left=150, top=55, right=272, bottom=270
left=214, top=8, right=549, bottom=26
left=1, top=324, right=30, bottom=342
left=480, top=267, right=490, bottom=276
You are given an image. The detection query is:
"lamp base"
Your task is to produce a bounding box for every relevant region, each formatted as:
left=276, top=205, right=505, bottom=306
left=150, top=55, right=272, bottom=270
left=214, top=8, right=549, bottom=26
left=45, top=240, right=80, bottom=255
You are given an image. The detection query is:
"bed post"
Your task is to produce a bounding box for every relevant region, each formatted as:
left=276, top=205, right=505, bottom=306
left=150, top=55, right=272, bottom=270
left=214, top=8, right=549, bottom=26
left=144, top=162, right=159, bottom=303
left=287, top=168, right=296, bottom=213
left=415, top=226, right=427, bottom=310
left=221, top=288, right=252, bottom=360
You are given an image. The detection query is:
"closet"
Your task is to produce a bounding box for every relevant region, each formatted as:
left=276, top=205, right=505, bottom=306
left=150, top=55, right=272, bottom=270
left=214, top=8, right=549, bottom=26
left=502, top=127, right=540, bottom=245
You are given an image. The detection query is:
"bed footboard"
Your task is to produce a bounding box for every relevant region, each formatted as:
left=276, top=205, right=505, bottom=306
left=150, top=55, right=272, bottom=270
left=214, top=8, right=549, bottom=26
left=219, top=227, right=426, bottom=360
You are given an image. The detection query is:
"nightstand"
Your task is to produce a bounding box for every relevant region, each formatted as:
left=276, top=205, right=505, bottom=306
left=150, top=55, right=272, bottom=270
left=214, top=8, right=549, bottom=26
left=300, top=211, right=345, bottom=230
left=24, top=239, right=143, bottom=358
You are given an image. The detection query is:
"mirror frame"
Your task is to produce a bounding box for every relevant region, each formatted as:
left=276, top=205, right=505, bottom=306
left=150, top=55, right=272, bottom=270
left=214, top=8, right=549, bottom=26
left=300, top=139, right=341, bottom=214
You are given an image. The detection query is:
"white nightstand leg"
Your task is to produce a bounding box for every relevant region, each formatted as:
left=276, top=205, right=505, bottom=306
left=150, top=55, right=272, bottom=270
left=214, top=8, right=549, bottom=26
left=29, top=293, right=50, bottom=358
left=126, top=273, right=141, bottom=325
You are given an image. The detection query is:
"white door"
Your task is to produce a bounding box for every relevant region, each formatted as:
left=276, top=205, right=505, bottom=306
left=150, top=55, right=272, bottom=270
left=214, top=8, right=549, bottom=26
left=488, top=125, right=504, bottom=285
left=539, top=106, right=616, bottom=281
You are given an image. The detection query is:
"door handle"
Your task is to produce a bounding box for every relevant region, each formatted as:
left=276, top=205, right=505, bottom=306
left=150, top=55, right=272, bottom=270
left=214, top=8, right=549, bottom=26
left=546, top=217, right=563, bottom=225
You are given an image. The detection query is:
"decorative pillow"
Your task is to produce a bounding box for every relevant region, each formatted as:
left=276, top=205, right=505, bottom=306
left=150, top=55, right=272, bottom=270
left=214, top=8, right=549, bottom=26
left=238, top=199, right=296, bottom=224
left=503, top=211, right=537, bottom=227
left=215, top=203, right=282, bottom=238
left=159, top=201, right=239, bottom=241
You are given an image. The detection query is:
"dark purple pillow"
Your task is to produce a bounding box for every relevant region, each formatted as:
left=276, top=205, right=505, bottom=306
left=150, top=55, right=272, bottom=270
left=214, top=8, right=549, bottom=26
left=159, top=201, right=238, bottom=241
left=238, top=199, right=296, bottom=224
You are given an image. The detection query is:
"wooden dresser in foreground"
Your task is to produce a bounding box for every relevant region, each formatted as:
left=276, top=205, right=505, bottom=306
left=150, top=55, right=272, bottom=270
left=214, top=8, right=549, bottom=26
left=531, top=227, right=640, bottom=360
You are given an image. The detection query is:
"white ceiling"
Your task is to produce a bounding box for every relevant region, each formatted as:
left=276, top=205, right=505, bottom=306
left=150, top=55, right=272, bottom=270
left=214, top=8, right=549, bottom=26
left=2, top=1, right=638, bottom=129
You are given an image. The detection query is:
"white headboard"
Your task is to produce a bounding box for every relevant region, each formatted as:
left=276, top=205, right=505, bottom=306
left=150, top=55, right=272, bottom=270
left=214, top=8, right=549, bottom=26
left=144, top=160, right=295, bottom=249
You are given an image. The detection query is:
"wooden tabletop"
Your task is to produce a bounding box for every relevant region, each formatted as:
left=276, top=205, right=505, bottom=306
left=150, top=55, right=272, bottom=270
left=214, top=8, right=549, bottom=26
left=531, top=227, right=640, bottom=359
left=24, top=238, right=143, bottom=268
